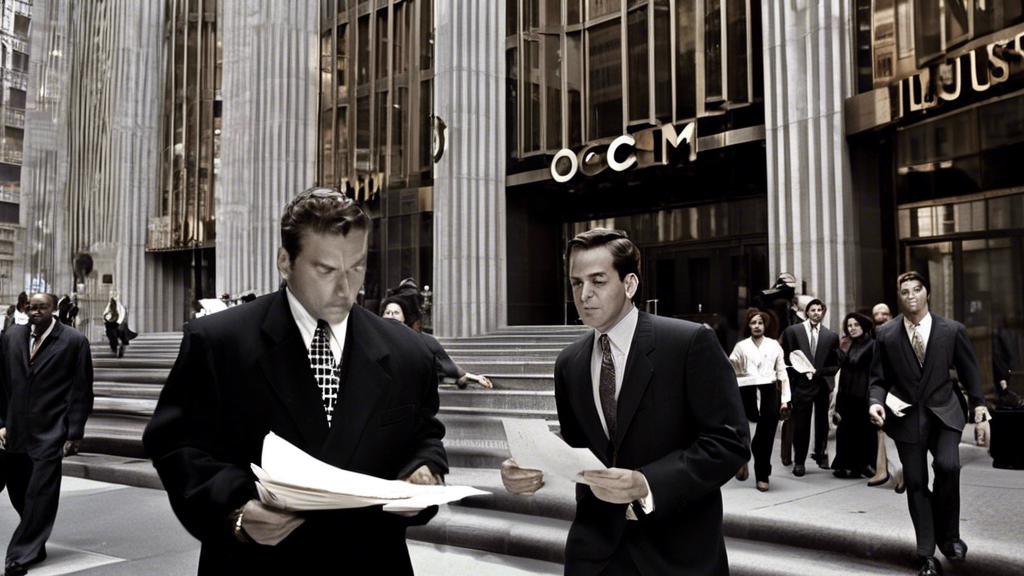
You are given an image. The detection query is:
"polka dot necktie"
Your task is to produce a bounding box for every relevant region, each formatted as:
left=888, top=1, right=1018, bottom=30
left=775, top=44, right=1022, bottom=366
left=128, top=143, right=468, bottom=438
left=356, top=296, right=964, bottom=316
left=309, top=320, right=339, bottom=425
left=599, top=334, right=617, bottom=440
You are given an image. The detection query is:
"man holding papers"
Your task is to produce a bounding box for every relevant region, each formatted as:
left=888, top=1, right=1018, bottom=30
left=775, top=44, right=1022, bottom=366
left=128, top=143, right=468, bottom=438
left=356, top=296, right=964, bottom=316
left=503, top=228, right=750, bottom=576
left=143, top=188, right=447, bottom=575
left=868, top=271, right=990, bottom=576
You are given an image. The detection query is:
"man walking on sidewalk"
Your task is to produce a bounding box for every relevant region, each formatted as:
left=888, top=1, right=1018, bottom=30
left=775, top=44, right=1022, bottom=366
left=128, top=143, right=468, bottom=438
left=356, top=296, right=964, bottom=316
left=502, top=228, right=750, bottom=575
left=781, top=299, right=840, bottom=476
left=869, top=271, right=990, bottom=576
left=0, top=293, right=94, bottom=576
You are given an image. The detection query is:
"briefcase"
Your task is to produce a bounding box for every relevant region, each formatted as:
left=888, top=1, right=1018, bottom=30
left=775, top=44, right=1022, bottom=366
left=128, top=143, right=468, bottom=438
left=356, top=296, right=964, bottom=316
left=991, top=409, right=1024, bottom=470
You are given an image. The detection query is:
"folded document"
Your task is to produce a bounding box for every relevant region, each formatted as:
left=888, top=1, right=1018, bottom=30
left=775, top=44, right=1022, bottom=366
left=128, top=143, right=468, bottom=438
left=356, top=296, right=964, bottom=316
left=885, top=393, right=912, bottom=417
left=252, top=432, right=487, bottom=512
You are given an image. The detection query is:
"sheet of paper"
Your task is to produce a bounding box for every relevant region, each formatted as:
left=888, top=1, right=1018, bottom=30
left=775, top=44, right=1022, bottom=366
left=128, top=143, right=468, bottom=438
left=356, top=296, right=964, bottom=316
left=253, top=432, right=488, bottom=512
left=789, top=350, right=815, bottom=375
left=885, top=392, right=912, bottom=417
left=736, top=375, right=776, bottom=387
left=502, top=418, right=606, bottom=482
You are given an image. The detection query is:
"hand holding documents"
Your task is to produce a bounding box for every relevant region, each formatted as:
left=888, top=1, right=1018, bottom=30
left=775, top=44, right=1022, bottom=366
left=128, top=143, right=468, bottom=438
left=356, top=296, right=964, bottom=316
left=251, top=432, right=487, bottom=513
left=789, top=350, right=816, bottom=375
left=502, top=418, right=606, bottom=482
left=885, top=392, right=912, bottom=417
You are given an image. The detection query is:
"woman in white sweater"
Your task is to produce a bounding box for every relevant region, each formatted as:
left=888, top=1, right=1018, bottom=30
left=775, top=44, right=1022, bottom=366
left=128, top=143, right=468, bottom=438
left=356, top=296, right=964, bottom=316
left=729, top=309, right=791, bottom=492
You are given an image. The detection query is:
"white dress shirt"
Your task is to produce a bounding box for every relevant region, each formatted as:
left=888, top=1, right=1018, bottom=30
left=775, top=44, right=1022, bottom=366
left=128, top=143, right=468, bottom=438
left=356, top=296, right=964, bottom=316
left=30, top=319, right=56, bottom=357
left=903, top=313, right=932, bottom=352
left=588, top=305, right=653, bottom=517
left=729, top=337, right=791, bottom=404
left=286, top=288, right=348, bottom=365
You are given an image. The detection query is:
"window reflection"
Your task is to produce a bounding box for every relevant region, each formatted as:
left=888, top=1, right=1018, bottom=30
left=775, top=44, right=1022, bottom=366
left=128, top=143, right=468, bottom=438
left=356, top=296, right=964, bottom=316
left=545, top=34, right=562, bottom=150
left=705, top=0, right=723, bottom=101
left=588, top=0, right=619, bottom=19
left=627, top=7, right=650, bottom=122
left=588, top=19, right=622, bottom=139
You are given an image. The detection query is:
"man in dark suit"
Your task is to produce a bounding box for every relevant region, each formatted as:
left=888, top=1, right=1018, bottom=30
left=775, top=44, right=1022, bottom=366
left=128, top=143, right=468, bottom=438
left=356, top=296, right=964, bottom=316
left=0, top=293, right=93, bottom=576
left=143, top=188, right=447, bottom=575
left=780, top=298, right=840, bottom=476
left=502, top=228, right=750, bottom=575
left=868, top=271, right=989, bottom=576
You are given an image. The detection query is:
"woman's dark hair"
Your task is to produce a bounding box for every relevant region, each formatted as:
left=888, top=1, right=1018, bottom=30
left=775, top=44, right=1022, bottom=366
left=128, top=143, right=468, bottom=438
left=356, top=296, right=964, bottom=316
left=842, top=312, right=876, bottom=340
left=5, top=305, right=14, bottom=316
left=280, top=187, right=369, bottom=263
left=16, top=292, right=27, bottom=312
left=743, top=308, right=777, bottom=339
left=379, top=294, right=418, bottom=329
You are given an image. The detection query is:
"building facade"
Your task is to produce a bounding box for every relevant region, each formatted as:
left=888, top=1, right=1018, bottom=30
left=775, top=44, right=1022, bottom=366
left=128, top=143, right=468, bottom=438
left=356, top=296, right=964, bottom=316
left=846, top=0, right=1024, bottom=392
left=0, top=0, right=30, bottom=305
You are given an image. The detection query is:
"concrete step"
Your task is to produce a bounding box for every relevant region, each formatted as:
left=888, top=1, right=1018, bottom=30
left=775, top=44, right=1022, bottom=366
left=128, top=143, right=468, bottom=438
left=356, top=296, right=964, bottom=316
left=438, top=389, right=555, bottom=412
left=93, top=357, right=176, bottom=369
left=480, top=375, right=554, bottom=391
left=451, top=360, right=555, bottom=375
left=92, top=369, right=168, bottom=384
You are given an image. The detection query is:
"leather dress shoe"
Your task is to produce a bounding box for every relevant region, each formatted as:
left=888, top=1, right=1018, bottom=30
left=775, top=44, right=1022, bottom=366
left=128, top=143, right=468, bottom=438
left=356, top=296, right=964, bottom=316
left=816, top=454, right=830, bottom=470
left=894, top=468, right=906, bottom=494
left=917, top=556, right=943, bottom=576
left=756, top=481, right=769, bottom=492
left=793, top=464, right=806, bottom=477
left=940, top=539, right=967, bottom=561
left=735, top=464, right=749, bottom=481
left=780, top=458, right=792, bottom=466
left=832, top=469, right=851, bottom=479
left=4, top=561, right=27, bottom=576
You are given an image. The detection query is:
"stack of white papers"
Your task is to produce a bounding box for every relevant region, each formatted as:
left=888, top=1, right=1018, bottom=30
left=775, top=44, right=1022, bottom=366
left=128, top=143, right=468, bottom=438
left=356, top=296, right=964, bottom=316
left=502, top=418, right=606, bottom=482
left=789, top=350, right=815, bottom=375
left=252, top=432, right=488, bottom=513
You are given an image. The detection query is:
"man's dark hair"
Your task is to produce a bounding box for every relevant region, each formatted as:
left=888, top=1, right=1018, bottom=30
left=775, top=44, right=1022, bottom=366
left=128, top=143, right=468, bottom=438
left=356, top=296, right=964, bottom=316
left=31, top=293, right=58, bottom=307
left=897, top=271, right=930, bottom=295
left=805, top=298, right=826, bottom=315
left=281, top=187, right=369, bottom=262
left=566, top=228, right=641, bottom=303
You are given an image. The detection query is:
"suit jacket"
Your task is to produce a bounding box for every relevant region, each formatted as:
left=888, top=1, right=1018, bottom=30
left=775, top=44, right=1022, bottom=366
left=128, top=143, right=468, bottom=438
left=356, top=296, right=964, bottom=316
left=868, top=313, right=984, bottom=444
left=780, top=322, right=840, bottom=403
left=142, top=290, right=447, bottom=575
left=0, top=321, right=93, bottom=460
left=554, top=312, right=750, bottom=576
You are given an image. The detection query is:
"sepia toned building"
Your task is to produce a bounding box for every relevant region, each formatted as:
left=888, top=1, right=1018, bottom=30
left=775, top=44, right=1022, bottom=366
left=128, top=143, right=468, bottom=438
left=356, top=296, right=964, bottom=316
left=0, top=0, right=30, bottom=305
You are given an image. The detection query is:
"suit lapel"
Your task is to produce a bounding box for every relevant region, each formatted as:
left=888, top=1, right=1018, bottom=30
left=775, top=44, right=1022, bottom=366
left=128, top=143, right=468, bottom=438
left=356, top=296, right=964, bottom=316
left=29, top=321, right=64, bottom=369
left=795, top=324, right=811, bottom=361
left=613, top=312, right=655, bottom=455
left=918, top=314, right=944, bottom=389
left=258, top=290, right=330, bottom=452
left=566, top=332, right=610, bottom=460
left=893, top=314, right=923, bottom=382
left=321, top=306, right=390, bottom=469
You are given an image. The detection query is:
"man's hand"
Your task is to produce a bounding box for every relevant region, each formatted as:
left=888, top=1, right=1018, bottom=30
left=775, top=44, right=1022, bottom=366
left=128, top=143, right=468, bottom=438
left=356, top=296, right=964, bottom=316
left=974, top=406, right=993, bottom=424
left=579, top=468, right=649, bottom=505
left=402, top=464, right=441, bottom=486
left=0, top=427, right=6, bottom=448
left=62, top=439, right=81, bottom=457
left=239, top=499, right=305, bottom=546
left=500, top=458, right=543, bottom=496
left=869, top=404, right=886, bottom=428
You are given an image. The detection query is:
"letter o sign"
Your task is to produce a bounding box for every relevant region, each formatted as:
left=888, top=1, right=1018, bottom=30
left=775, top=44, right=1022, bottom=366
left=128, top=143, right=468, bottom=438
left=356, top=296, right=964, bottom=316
left=551, top=149, right=579, bottom=183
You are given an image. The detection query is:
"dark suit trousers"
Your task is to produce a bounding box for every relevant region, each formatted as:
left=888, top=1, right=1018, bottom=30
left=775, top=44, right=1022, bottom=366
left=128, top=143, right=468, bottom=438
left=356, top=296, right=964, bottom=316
left=5, top=453, right=63, bottom=564
left=894, top=411, right=962, bottom=558
left=740, top=387, right=760, bottom=422
left=792, top=383, right=830, bottom=465
left=751, top=384, right=781, bottom=482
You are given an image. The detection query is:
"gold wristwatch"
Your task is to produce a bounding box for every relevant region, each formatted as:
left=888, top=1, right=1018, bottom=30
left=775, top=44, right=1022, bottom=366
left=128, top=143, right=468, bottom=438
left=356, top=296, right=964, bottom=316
left=231, top=505, right=250, bottom=543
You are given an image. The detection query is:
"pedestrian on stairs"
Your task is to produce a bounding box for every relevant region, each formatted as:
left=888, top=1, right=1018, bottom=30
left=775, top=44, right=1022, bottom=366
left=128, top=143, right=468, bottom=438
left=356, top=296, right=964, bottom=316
left=102, top=294, right=137, bottom=358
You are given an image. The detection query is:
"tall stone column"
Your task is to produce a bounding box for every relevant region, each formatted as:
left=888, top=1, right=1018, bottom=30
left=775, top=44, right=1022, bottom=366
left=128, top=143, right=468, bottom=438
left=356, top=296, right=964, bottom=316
left=217, top=0, right=319, bottom=298
left=432, top=0, right=507, bottom=337
left=762, top=0, right=860, bottom=330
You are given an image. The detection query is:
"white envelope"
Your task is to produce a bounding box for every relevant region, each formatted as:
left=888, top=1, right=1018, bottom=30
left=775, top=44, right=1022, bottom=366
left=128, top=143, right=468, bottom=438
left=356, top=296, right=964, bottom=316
left=885, top=393, right=912, bottom=417
left=789, top=350, right=816, bottom=375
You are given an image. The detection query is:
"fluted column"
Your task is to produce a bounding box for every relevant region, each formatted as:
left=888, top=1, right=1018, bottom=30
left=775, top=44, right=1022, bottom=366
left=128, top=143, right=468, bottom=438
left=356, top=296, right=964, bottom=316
left=762, top=0, right=860, bottom=330
left=217, top=0, right=319, bottom=298
left=432, top=0, right=507, bottom=338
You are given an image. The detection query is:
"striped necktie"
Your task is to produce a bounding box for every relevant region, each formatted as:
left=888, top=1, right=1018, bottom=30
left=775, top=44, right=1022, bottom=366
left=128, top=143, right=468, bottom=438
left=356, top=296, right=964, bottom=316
left=598, top=334, right=617, bottom=440
left=309, top=320, right=340, bottom=425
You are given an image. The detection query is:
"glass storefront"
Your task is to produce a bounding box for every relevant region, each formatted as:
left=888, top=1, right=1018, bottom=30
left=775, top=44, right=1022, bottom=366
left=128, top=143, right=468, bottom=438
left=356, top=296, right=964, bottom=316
left=318, top=0, right=435, bottom=305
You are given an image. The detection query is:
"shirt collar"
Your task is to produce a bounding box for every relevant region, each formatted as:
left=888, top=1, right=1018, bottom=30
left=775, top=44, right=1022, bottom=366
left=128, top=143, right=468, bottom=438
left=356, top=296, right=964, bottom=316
left=904, top=313, right=931, bottom=331
left=285, top=288, right=349, bottom=349
left=595, top=305, right=639, bottom=354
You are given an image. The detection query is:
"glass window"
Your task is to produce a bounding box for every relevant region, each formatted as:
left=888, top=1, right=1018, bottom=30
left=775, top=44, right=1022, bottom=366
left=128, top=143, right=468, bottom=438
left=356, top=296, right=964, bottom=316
left=627, top=7, right=650, bottom=122
left=588, top=0, right=619, bottom=19
left=705, top=0, right=723, bottom=101
left=980, top=94, right=1024, bottom=151
left=337, top=105, right=349, bottom=179
left=545, top=34, right=562, bottom=150
left=726, top=0, right=747, bottom=102
left=524, top=37, right=542, bottom=152
left=944, top=0, right=969, bottom=48
left=337, top=24, right=348, bottom=99
left=421, top=0, right=433, bottom=70
left=321, top=32, right=334, bottom=104
left=975, top=0, right=1024, bottom=36
left=508, top=0, right=519, bottom=36
left=566, top=32, right=583, bottom=147
left=394, top=3, right=409, bottom=76
left=321, top=110, right=335, bottom=184
left=567, top=0, right=582, bottom=25
left=653, top=2, right=671, bottom=119
left=357, top=95, right=370, bottom=171
left=376, top=91, right=389, bottom=171
left=507, top=47, right=519, bottom=157
left=545, top=0, right=561, bottom=27
left=376, top=10, right=389, bottom=79
left=392, top=87, right=407, bottom=177
left=358, top=15, right=370, bottom=85
left=914, top=0, right=941, bottom=65
left=420, top=79, right=433, bottom=169
left=676, top=0, right=697, bottom=119
left=588, top=19, right=622, bottom=139
left=525, top=0, right=540, bottom=29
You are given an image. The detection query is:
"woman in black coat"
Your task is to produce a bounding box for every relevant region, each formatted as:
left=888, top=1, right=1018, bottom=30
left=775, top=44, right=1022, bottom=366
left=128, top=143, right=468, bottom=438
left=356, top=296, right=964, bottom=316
left=831, top=312, right=877, bottom=478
